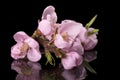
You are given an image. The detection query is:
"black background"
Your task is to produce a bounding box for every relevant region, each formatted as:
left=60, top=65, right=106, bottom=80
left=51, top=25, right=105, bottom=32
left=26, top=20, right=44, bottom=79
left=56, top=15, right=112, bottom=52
left=1, top=0, right=115, bottom=80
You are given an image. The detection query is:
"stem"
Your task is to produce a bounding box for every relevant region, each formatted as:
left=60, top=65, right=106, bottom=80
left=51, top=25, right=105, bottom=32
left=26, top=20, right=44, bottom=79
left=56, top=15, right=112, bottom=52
left=31, top=29, right=42, bottom=39
left=31, top=29, right=66, bottom=65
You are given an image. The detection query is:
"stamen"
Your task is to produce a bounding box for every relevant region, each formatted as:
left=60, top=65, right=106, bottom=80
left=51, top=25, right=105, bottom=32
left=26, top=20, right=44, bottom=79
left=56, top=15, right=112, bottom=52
left=62, top=32, right=69, bottom=41
left=20, top=43, right=29, bottom=52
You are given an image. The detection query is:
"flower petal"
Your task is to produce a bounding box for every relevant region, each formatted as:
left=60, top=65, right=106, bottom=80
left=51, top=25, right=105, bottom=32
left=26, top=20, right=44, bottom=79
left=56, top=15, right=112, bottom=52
left=27, top=49, right=41, bottom=62
left=24, top=37, right=39, bottom=49
left=59, top=20, right=83, bottom=40
left=84, top=28, right=98, bottom=50
left=11, top=43, right=26, bottom=59
left=54, top=34, right=69, bottom=49
left=84, top=36, right=98, bottom=50
left=13, top=31, right=29, bottom=43
left=61, top=52, right=83, bottom=70
left=42, top=5, right=57, bottom=24
left=70, top=38, right=84, bottom=55
left=77, top=26, right=87, bottom=43
left=38, top=20, right=52, bottom=35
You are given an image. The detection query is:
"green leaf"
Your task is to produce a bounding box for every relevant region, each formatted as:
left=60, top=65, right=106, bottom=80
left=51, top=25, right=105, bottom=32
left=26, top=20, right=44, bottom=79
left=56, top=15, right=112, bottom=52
left=83, top=60, right=97, bottom=74
left=85, top=15, right=98, bottom=29
left=45, top=50, right=55, bottom=66
left=88, top=29, right=99, bottom=36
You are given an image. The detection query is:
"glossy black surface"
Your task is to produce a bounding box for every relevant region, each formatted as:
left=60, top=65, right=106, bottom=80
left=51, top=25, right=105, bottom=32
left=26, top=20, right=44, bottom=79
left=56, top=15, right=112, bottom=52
left=10, top=51, right=97, bottom=80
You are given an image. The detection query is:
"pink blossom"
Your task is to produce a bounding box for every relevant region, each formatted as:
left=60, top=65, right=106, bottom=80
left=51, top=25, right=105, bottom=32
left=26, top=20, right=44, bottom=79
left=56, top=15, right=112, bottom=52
left=42, top=5, right=57, bottom=24
left=76, top=26, right=98, bottom=50
left=61, top=52, right=83, bottom=70
left=38, top=6, right=58, bottom=40
left=54, top=20, right=84, bottom=49
left=54, top=34, right=69, bottom=49
left=78, top=28, right=98, bottom=50
left=38, top=20, right=52, bottom=36
left=84, top=28, right=98, bottom=50
left=11, top=31, right=41, bottom=62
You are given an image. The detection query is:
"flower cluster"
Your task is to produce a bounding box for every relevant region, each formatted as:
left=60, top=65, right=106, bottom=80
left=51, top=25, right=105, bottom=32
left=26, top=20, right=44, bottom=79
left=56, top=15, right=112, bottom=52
left=11, top=5, right=99, bottom=70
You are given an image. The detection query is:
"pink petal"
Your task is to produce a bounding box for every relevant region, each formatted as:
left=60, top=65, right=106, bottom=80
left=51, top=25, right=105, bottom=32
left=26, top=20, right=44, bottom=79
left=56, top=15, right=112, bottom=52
left=24, top=37, right=39, bottom=49
left=42, top=5, right=57, bottom=24
left=11, top=43, right=26, bottom=59
left=38, top=20, right=52, bottom=35
left=13, top=31, right=29, bottom=43
left=84, top=36, right=98, bottom=50
left=59, top=20, right=83, bottom=40
left=27, top=49, right=41, bottom=62
left=54, top=34, right=69, bottom=49
left=84, top=28, right=98, bottom=50
left=77, top=26, right=87, bottom=43
left=61, top=52, right=83, bottom=70
left=70, top=38, right=84, bottom=55
left=45, top=35, right=52, bottom=40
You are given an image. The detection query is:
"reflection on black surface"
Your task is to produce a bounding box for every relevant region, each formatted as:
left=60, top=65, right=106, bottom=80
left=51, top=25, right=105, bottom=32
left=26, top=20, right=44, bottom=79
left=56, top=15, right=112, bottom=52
left=11, top=51, right=97, bottom=80
left=11, top=59, right=41, bottom=80
left=84, top=50, right=97, bottom=62
left=62, top=65, right=87, bottom=80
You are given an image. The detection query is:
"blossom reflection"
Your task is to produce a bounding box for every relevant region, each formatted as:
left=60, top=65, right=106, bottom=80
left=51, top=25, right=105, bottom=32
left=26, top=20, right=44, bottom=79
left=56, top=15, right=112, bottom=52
left=62, top=65, right=87, bottom=80
left=62, top=50, right=97, bottom=80
left=11, top=50, right=97, bottom=80
left=84, top=50, right=97, bottom=62
left=11, top=59, right=41, bottom=80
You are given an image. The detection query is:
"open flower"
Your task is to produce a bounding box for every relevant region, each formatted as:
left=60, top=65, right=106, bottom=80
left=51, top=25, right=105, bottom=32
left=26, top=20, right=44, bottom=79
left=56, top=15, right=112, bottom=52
left=38, top=5, right=58, bottom=40
left=54, top=20, right=83, bottom=48
left=78, top=15, right=98, bottom=50
left=61, top=52, right=83, bottom=70
left=11, top=31, right=41, bottom=62
left=54, top=20, right=84, bottom=55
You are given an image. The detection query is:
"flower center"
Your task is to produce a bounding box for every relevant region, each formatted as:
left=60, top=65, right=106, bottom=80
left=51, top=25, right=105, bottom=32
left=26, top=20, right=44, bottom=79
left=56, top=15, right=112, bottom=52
left=62, top=32, right=69, bottom=42
left=20, top=43, right=29, bottom=52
